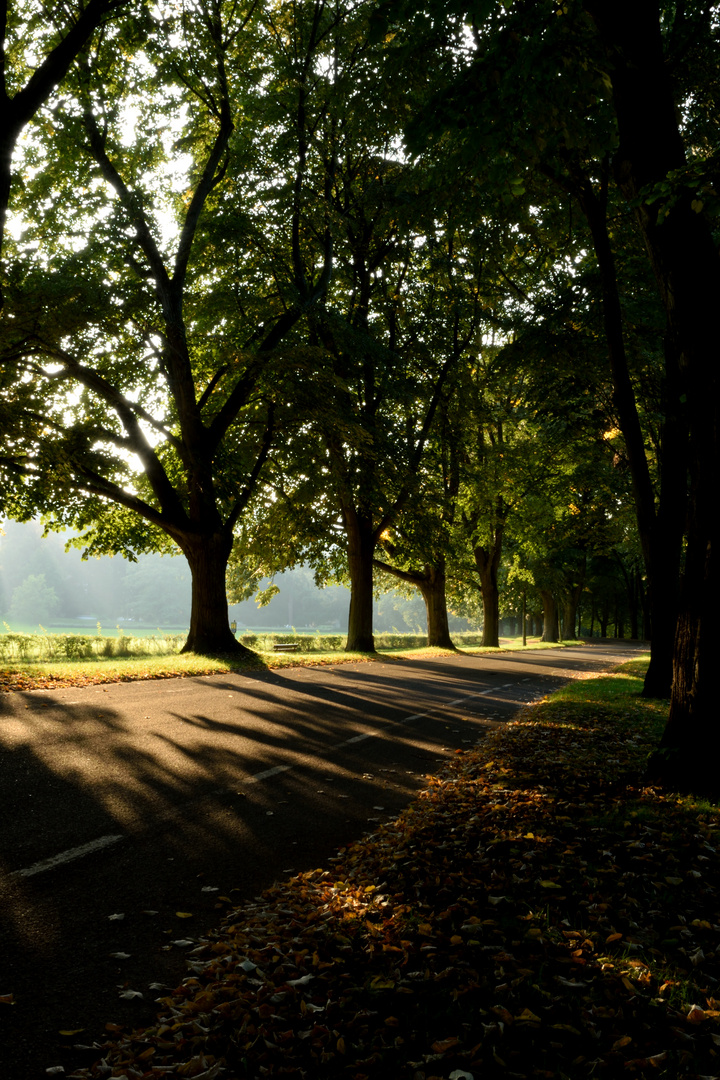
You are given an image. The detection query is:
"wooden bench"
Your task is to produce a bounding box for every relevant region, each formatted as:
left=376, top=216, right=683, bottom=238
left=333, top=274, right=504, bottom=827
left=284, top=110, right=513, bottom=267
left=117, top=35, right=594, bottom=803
left=273, top=642, right=301, bottom=652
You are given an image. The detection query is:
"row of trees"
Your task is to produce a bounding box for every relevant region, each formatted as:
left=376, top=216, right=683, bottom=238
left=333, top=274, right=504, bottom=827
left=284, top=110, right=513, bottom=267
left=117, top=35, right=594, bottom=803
left=0, top=0, right=717, bottom=794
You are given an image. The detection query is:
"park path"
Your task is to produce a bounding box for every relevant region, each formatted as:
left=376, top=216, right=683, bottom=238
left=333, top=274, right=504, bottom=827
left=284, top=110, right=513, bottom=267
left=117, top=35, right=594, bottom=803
left=0, top=641, right=644, bottom=1078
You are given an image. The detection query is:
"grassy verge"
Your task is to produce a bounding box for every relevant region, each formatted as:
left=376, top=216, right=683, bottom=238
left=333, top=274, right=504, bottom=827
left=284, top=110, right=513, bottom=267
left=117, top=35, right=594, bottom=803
left=0, top=638, right=582, bottom=692
left=68, top=656, right=720, bottom=1080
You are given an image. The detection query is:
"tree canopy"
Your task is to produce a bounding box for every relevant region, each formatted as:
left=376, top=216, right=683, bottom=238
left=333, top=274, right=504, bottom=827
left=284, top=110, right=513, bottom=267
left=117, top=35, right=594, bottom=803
left=1, top=0, right=719, bottom=794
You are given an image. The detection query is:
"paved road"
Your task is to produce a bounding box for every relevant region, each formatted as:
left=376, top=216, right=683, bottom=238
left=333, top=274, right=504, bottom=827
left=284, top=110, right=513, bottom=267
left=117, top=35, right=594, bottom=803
left=0, top=642, right=645, bottom=1077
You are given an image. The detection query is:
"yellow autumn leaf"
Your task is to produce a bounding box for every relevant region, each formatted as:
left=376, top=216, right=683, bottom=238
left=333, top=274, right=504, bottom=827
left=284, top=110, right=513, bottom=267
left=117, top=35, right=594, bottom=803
left=175, top=912, right=193, bottom=918
left=58, top=1029, right=84, bottom=1036
left=606, top=933, right=623, bottom=943
left=613, top=1035, right=632, bottom=1049
left=539, top=880, right=561, bottom=889
left=516, top=1008, right=541, bottom=1023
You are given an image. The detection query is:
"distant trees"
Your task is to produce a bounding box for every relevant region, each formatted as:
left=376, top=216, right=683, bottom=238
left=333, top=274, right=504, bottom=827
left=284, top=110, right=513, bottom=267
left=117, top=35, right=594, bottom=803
left=8, top=573, right=59, bottom=624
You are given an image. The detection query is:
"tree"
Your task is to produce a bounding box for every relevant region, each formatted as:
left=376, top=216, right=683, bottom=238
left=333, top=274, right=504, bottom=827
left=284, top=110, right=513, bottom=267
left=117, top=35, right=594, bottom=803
left=1, top=0, right=341, bottom=654
left=376, top=0, right=692, bottom=697
left=8, top=572, right=59, bottom=623
left=585, top=0, right=720, bottom=793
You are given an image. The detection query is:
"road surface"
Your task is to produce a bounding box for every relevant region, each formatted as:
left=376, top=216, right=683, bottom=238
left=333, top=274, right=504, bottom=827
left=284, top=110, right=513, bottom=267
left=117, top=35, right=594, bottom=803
left=0, top=642, right=645, bottom=1077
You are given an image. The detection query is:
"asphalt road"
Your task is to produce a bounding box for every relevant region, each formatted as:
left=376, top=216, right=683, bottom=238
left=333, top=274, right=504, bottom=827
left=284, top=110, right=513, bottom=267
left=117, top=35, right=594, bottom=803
left=0, top=641, right=645, bottom=1077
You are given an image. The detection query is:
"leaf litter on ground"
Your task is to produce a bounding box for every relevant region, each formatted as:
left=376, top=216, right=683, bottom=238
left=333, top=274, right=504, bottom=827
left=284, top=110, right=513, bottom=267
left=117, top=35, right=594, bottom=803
left=66, top=658, right=720, bottom=1079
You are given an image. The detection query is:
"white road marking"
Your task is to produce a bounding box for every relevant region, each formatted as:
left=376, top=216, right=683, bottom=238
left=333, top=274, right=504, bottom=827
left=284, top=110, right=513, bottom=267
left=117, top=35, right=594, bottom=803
left=13, top=834, right=124, bottom=878
left=247, top=765, right=292, bottom=782
left=338, top=683, right=519, bottom=748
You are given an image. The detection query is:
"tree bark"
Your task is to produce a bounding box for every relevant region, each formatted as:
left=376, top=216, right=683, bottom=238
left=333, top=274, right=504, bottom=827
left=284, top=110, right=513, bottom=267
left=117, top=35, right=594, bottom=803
left=473, top=524, right=503, bottom=648
left=345, top=512, right=376, bottom=652
left=541, top=590, right=559, bottom=643
left=373, top=557, right=455, bottom=648
left=418, top=566, right=454, bottom=648
left=586, top=0, right=720, bottom=790
left=179, top=531, right=252, bottom=655
left=575, top=170, right=684, bottom=698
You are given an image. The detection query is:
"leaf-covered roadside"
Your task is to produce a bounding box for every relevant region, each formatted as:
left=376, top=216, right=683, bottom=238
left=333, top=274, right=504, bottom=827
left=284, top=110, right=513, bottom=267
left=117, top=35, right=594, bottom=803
left=66, top=660, right=720, bottom=1079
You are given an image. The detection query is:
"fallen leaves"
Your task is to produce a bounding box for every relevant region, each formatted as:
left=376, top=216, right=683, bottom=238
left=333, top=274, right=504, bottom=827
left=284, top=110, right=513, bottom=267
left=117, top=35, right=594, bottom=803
left=65, top=663, right=720, bottom=1079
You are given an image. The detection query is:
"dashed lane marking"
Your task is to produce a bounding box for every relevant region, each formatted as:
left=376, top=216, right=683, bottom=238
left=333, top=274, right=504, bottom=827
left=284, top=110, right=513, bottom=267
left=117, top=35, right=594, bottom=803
left=247, top=765, right=292, bottom=782
left=14, top=681, right=537, bottom=879
left=13, top=834, right=124, bottom=878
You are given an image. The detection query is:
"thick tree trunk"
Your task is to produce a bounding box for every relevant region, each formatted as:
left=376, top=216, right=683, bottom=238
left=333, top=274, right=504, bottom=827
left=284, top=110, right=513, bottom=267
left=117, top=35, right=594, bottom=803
left=479, top=578, right=500, bottom=647
left=418, top=567, right=454, bottom=649
left=587, top=0, right=720, bottom=788
left=648, top=534, right=719, bottom=794
left=373, top=557, right=455, bottom=649
left=577, top=168, right=684, bottom=699
left=180, top=531, right=252, bottom=656
left=474, top=525, right=503, bottom=648
left=346, top=515, right=375, bottom=652
left=541, top=591, right=559, bottom=643
left=562, top=581, right=583, bottom=640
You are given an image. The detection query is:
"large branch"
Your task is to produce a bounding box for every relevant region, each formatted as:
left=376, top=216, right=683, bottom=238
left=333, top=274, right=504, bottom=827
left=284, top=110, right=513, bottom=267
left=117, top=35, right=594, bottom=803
left=373, top=558, right=426, bottom=587
left=3, top=0, right=126, bottom=132
left=372, top=350, right=458, bottom=544
left=26, top=351, right=179, bottom=448
left=41, top=347, right=186, bottom=521
left=226, top=405, right=275, bottom=532
left=0, top=451, right=170, bottom=534
left=173, top=94, right=233, bottom=288
left=83, top=109, right=171, bottom=291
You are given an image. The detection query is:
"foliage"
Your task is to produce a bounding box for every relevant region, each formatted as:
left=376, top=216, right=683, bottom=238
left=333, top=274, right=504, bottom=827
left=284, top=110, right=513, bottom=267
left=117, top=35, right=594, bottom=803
left=7, top=570, right=59, bottom=623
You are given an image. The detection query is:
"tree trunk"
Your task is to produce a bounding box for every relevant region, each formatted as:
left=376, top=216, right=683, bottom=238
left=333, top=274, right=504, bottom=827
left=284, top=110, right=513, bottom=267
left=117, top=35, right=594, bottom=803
left=599, top=608, right=609, bottom=638
left=418, top=566, right=454, bottom=649
left=474, top=525, right=503, bottom=648
left=562, top=584, right=582, bottom=640
left=346, top=514, right=375, bottom=652
left=576, top=167, right=684, bottom=699
left=540, top=591, right=559, bottom=643
left=180, top=531, right=252, bottom=655
left=373, top=556, right=455, bottom=649
left=648, top=534, right=719, bottom=794
left=587, top=0, right=720, bottom=786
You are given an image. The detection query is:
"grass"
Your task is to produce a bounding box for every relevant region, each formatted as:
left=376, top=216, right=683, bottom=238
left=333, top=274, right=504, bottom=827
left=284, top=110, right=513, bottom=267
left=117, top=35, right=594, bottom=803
left=0, top=636, right=584, bottom=691
left=69, top=652, right=720, bottom=1080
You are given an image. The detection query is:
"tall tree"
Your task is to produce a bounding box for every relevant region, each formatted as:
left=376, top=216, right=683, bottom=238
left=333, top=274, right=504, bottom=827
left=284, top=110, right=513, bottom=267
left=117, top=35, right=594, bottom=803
left=0, top=0, right=338, bottom=654
left=585, top=0, right=720, bottom=793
